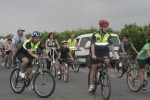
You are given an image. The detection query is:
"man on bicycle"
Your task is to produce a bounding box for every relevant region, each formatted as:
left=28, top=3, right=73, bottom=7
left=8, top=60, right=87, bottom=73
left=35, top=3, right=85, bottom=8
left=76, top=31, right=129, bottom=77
left=89, top=20, right=116, bottom=92
left=137, top=36, right=150, bottom=90
left=12, top=29, right=26, bottom=67
left=18, top=31, right=50, bottom=78
left=118, top=35, right=138, bottom=67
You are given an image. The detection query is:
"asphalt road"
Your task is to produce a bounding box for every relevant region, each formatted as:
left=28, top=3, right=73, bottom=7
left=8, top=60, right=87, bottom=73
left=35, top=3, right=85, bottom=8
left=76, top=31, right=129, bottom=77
left=0, top=64, right=150, bottom=100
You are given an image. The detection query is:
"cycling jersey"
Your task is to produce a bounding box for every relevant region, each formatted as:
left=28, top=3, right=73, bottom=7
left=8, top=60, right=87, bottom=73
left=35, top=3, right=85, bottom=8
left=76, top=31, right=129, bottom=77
left=0, top=38, right=7, bottom=46
left=67, top=39, right=77, bottom=50
left=5, top=43, right=12, bottom=51
left=91, top=32, right=112, bottom=52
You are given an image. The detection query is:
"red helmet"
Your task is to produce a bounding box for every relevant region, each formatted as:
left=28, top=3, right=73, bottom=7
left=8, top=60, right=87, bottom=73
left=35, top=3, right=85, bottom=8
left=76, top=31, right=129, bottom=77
left=99, top=20, right=109, bottom=27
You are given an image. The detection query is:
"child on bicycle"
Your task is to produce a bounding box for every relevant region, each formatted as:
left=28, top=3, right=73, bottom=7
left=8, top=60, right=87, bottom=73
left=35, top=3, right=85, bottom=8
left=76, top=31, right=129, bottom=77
left=2, top=39, right=12, bottom=66
left=57, top=40, right=74, bottom=78
left=118, top=35, right=138, bottom=67
left=137, top=36, right=150, bottom=90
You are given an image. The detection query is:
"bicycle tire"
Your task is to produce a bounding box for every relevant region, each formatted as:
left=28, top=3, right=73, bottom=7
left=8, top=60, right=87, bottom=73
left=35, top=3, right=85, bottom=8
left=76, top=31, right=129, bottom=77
left=127, top=68, right=141, bottom=92
left=10, top=68, right=26, bottom=93
left=63, top=67, right=69, bottom=83
left=33, top=70, right=56, bottom=98
left=50, top=64, right=56, bottom=78
left=88, top=70, right=97, bottom=94
left=72, top=57, right=80, bottom=72
left=114, top=61, right=124, bottom=78
left=101, top=70, right=111, bottom=100
left=6, top=62, right=11, bottom=69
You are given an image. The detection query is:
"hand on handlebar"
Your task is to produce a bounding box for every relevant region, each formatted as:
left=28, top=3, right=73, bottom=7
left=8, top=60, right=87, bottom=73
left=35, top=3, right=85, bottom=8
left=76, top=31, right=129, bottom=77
left=92, top=55, right=96, bottom=60
left=32, top=54, right=38, bottom=59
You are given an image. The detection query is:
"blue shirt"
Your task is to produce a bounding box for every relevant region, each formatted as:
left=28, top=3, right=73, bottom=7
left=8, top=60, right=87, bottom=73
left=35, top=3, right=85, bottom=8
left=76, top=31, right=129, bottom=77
left=12, top=35, right=26, bottom=51
left=118, top=41, right=132, bottom=53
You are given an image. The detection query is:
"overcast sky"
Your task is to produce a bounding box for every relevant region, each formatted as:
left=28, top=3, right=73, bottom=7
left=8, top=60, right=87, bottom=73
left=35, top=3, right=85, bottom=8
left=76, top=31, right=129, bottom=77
left=0, top=0, right=150, bottom=35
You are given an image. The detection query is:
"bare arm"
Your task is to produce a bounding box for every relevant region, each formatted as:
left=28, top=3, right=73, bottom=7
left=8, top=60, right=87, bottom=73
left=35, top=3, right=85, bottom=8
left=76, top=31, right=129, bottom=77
left=110, top=45, right=116, bottom=56
left=5, top=43, right=8, bottom=50
left=121, top=42, right=126, bottom=53
left=58, top=52, right=61, bottom=59
left=27, top=49, right=35, bottom=57
left=132, top=46, right=138, bottom=54
left=45, top=40, right=48, bottom=49
left=146, top=49, right=150, bottom=56
left=68, top=52, right=73, bottom=59
left=12, top=43, right=15, bottom=52
left=55, top=39, right=60, bottom=48
left=91, top=44, right=95, bottom=56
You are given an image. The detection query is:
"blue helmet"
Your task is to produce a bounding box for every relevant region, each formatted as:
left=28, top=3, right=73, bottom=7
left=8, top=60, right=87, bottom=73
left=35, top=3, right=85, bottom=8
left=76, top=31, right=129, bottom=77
left=32, top=31, right=41, bottom=37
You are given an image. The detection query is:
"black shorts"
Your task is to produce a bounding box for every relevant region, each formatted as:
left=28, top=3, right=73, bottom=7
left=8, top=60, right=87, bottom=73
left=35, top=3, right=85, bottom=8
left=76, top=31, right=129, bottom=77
left=138, top=58, right=150, bottom=69
left=58, top=58, right=67, bottom=64
left=91, top=51, right=109, bottom=64
left=17, top=52, right=33, bottom=67
left=5, top=50, right=11, bottom=55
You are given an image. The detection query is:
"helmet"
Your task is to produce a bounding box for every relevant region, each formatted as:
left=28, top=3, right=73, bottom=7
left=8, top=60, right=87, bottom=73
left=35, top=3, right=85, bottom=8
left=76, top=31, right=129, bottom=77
left=99, top=20, right=109, bottom=27
left=61, top=40, right=67, bottom=44
left=32, top=31, right=41, bottom=37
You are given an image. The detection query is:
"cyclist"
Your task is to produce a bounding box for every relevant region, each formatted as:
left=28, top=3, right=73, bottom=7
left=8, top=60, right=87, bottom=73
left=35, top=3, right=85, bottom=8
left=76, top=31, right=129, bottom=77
left=12, top=29, right=26, bottom=67
left=89, top=20, right=116, bottom=92
left=2, top=39, right=12, bottom=66
left=17, top=31, right=50, bottom=78
left=57, top=40, right=74, bottom=78
left=45, top=32, right=60, bottom=71
left=137, top=36, right=150, bottom=90
left=0, top=35, right=7, bottom=55
left=118, top=35, right=138, bottom=67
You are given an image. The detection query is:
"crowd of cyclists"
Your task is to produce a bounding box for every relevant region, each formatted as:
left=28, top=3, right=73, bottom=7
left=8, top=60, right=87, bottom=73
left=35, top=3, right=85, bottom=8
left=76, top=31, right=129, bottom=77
left=0, top=20, right=150, bottom=99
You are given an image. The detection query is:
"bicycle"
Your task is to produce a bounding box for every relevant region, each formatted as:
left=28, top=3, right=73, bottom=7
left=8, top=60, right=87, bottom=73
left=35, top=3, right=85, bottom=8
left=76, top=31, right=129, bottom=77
left=88, top=57, right=112, bottom=100
left=47, top=48, right=58, bottom=78
left=57, top=58, right=72, bottom=83
left=68, top=49, right=80, bottom=72
left=5, top=51, right=13, bottom=69
left=10, top=56, right=56, bottom=98
left=127, top=65, right=150, bottom=92
left=114, top=53, right=138, bottom=78
left=0, top=48, right=5, bottom=62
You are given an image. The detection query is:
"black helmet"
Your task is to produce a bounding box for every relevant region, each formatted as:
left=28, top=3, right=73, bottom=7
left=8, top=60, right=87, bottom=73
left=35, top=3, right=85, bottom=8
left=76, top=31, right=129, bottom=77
left=61, top=40, right=67, bottom=44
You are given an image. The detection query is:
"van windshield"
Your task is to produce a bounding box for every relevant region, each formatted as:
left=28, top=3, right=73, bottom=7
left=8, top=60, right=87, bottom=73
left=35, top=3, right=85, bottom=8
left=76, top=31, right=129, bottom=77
left=111, top=36, right=120, bottom=47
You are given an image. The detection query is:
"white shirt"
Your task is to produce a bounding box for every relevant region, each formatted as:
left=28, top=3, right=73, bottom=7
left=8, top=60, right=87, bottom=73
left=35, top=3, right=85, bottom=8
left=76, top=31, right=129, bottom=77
left=84, top=41, right=91, bottom=55
left=0, top=38, right=7, bottom=46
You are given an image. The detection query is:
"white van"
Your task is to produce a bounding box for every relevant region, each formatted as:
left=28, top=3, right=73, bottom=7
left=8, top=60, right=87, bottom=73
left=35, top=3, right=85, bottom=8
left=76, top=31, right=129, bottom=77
left=75, top=33, right=120, bottom=64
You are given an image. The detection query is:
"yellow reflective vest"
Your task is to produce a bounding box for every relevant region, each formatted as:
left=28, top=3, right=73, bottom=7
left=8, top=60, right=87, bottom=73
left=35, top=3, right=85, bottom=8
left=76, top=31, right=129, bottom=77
left=23, top=39, right=40, bottom=51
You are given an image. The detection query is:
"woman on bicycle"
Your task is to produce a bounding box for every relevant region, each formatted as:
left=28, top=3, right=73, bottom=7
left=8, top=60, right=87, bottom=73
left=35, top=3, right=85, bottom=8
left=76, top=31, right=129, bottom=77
left=57, top=40, right=74, bottom=78
left=45, top=32, right=60, bottom=71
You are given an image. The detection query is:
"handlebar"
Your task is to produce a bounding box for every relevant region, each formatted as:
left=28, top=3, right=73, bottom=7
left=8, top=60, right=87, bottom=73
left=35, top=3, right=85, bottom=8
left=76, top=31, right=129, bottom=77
left=97, top=57, right=113, bottom=60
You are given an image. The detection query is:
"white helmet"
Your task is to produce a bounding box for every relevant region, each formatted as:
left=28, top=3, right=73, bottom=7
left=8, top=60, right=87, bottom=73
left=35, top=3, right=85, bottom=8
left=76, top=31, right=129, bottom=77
left=61, top=40, right=67, bottom=44
left=3, top=35, right=6, bottom=37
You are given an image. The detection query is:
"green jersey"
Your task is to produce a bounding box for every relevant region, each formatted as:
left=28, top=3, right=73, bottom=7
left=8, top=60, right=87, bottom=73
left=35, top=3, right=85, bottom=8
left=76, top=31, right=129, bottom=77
left=137, top=43, right=150, bottom=60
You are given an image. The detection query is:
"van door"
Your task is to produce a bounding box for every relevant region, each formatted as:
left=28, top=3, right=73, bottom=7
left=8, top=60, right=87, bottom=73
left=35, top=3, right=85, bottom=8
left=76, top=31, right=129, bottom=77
left=76, top=37, right=92, bottom=63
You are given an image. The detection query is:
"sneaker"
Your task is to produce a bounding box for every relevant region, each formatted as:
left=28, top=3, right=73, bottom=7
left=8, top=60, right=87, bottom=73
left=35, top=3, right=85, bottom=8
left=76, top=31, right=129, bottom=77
left=141, top=84, right=147, bottom=91
left=88, top=85, right=94, bottom=92
left=119, top=63, right=122, bottom=67
left=57, top=71, right=61, bottom=74
left=19, top=71, right=25, bottom=78
left=28, top=84, right=34, bottom=90
left=2, top=62, right=5, bottom=66
left=57, top=71, right=61, bottom=79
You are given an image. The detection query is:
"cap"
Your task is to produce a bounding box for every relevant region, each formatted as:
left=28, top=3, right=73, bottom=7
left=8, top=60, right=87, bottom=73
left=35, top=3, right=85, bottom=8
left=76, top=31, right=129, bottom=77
left=3, top=35, right=6, bottom=37
left=17, top=29, right=25, bottom=32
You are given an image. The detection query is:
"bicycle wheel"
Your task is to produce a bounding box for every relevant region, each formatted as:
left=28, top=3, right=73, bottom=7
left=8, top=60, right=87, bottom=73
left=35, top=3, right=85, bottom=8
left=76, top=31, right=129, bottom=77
left=6, top=58, right=12, bottom=69
left=88, top=70, right=97, bottom=94
left=130, top=61, right=139, bottom=69
left=127, top=68, right=141, bottom=92
left=33, top=70, right=55, bottom=98
left=72, top=57, right=80, bottom=72
left=145, top=69, right=150, bottom=83
left=0, top=54, right=4, bottom=62
left=63, top=67, right=69, bottom=83
left=100, top=70, right=111, bottom=100
left=10, top=68, right=26, bottom=93
left=50, top=64, right=56, bottom=78
left=114, top=61, right=124, bottom=78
